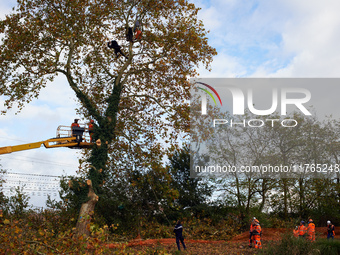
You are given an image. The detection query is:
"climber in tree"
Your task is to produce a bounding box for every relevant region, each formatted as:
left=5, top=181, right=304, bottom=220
left=126, top=26, right=133, bottom=42
left=133, top=20, right=141, bottom=32
left=107, top=40, right=128, bottom=59
left=135, top=29, right=142, bottom=40
left=133, top=20, right=142, bottom=40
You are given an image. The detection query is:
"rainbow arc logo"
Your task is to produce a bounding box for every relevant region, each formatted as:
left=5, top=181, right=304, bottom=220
left=195, top=82, right=222, bottom=115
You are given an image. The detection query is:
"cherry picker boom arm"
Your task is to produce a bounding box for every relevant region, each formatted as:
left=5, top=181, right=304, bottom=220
left=0, top=141, right=44, bottom=154
left=0, top=136, right=92, bottom=155
left=0, top=125, right=92, bottom=155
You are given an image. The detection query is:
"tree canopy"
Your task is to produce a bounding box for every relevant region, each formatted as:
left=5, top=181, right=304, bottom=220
left=0, top=0, right=216, bottom=235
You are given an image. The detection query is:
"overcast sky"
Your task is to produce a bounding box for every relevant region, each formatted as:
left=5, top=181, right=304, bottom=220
left=1, top=0, right=340, bottom=207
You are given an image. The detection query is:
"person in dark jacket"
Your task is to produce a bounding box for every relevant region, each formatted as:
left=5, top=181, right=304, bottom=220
left=327, top=220, right=335, bottom=240
left=174, top=220, right=186, bottom=251
left=107, top=40, right=128, bottom=59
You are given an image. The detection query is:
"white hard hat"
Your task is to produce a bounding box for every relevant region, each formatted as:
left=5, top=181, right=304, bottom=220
left=327, top=220, right=331, bottom=224
left=253, top=217, right=256, bottom=220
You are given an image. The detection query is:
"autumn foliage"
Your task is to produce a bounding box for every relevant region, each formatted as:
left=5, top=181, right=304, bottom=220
left=0, top=0, right=216, bottom=235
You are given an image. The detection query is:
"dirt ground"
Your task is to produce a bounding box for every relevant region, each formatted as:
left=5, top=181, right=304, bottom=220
left=89, top=227, right=340, bottom=254
left=123, top=241, right=258, bottom=255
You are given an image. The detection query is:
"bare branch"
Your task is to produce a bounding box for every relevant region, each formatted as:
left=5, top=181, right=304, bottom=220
left=56, top=69, right=102, bottom=120
left=121, top=94, right=173, bottom=114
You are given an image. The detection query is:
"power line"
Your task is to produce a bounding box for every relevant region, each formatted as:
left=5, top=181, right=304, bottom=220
left=1, top=172, right=62, bottom=197
left=2, top=154, right=76, bottom=167
left=0, top=154, right=77, bottom=169
left=3, top=187, right=59, bottom=191
left=3, top=172, right=62, bottom=178
left=2, top=190, right=59, bottom=197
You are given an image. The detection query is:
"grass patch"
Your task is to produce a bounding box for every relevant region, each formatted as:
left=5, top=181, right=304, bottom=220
left=261, top=234, right=340, bottom=255
left=315, top=238, right=340, bottom=255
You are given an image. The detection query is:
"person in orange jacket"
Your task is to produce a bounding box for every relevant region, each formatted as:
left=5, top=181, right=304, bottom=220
left=298, top=221, right=307, bottom=238
left=293, top=226, right=299, bottom=238
left=135, top=29, right=142, bottom=40
left=71, top=119, right=80, bottom=128
left=133, top=19, right=142, bottom=40
left=249, top=217, right=256, bottom=248
left=307, top=219, right=315, bottom=242
left=88, top=119, right=94, bottom=143
left=71, top=119, right=80, bottom=136
left=251, top=219, right=262, bottom=249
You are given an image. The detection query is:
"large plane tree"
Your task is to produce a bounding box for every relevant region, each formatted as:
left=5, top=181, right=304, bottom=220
left=0, top=0, right=216, bottom=235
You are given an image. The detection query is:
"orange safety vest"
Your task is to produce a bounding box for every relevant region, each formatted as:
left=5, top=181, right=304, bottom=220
left=252, top=225, right=262, bottom=249
left=252, top=225, right=262, bottom=235
left=88, top=123, right=94, bottom=142
left=135, top=29, right=142, bottom=40
left=249, top=223, right=254, bottom=247
left=298, top=225, right=307, bottom=236
left=293, top=229, right=299, bottom=237
left=307, top=223, right=315, bottom=235
left=71, top=122, right=80, bottom=128
left=250, top=223, right=254, bottom=232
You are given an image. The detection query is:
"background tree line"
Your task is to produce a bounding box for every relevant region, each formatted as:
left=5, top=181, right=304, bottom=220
left=201, top=111, right=340, bottom=228
left=40, top=109, right=340, bottom=235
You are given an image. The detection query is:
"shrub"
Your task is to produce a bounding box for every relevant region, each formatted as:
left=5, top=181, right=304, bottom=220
left=261, top=234, right=313, bottom=255
left=315, top=239, right=340, bottom=255
left=261, top=233, right=340, bottom=255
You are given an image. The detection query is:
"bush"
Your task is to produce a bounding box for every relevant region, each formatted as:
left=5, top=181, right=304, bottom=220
left=5, top=186, right=30, bottom=217
left=315, top=239, right=340, bottom=255
left=140, top=220, right=173, bottom=239
left=261, top=234, right=313, bottom=255
left=181, top=217, right=240, bottom=241
left=261, top=233, right=340, bottom=255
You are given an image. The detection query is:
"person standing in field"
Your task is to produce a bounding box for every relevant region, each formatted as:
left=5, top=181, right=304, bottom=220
left=249, top=217, right=256, bottom=248
left=251, top=219, right=262, bottom=249
left=298, top=221, right=307, bottom=239
left=293, top=226, right=299, bottom=238
left=174, top=220, right=186, bottom=251
left=327, top=221, right=335, bottom=240
left=307, top=219, right=315, bottom=242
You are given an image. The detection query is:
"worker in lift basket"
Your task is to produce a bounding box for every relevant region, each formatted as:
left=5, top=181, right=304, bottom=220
left=71, top=119, right=80, bottom=134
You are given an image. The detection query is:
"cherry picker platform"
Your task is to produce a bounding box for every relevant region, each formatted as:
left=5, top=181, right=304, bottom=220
left=0, top=124, right=93, bottom=155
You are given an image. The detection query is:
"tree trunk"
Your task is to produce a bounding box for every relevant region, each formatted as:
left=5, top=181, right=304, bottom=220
left=299, top=178, right=304, bottom=218
left=259, top=179, right=267, bottom=212
left=282, top=179, right=288, bottom=219
left=75, top=180, right=98, bottom=236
